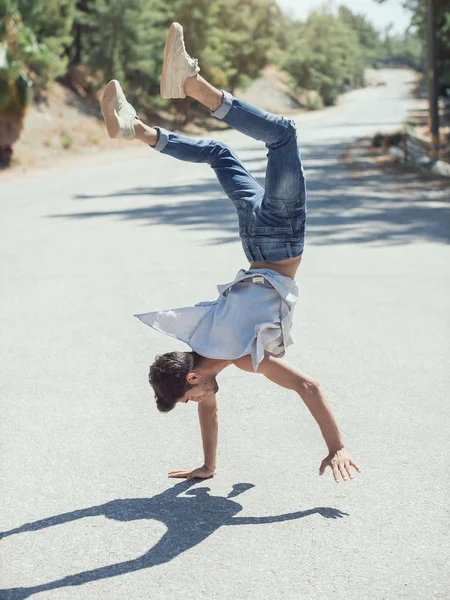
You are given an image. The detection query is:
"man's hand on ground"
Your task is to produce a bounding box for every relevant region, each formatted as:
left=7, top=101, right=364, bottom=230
left=319, top=448, right=360, bottom=483
left=168, top=465, right=215, bottom=480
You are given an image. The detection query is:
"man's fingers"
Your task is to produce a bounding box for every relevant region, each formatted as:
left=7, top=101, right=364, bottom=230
left=338, top=463, right=349, bottom=481
left=321, top=454, right=360, bottom=482
left=168, top=471, right=189, bottom=478
left=350, top=460, right=361, bottom=473
left=332, top=464, right=341, bottom=483
left=345, top=462, right=354, bottom=479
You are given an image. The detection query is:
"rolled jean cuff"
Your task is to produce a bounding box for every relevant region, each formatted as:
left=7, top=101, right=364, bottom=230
left=153, top=126, right=169, bottom=152
left=211, top=90, right=233, bottom=120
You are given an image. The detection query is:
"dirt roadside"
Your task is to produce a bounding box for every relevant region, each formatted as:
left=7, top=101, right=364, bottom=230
left=342, top=137, right=450, bottom=195
left=0, top=80, right=232, bottom=181
left=0, top=65, right=308, bottom=182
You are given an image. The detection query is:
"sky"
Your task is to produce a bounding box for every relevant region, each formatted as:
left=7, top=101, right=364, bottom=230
left=276, top=0, right=412, bottom=34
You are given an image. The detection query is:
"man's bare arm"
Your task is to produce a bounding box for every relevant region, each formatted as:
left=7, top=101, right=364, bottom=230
left=168, top=393, right=217, bottom=480
left=232, top=354, right=360, bottom=482
left=198, top=393, right=218, bottom=472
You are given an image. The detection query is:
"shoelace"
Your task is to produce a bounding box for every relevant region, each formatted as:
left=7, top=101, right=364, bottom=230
left=186, top=56, right=199, bottom=73
left=116, top=91, right=135, bottom=117
left=176, top=36, right=198, bottom=70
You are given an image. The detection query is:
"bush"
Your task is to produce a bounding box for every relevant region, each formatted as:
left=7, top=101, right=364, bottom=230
left=372, top=132, right=384, bottom=147
left=388, top=132, right=403, bottom=147
left=282, top=10, right=364, bottom=107
left=60, top=133, right=73, bottom=149
left=371, top=131, right=404, bottom=149
left=304, top=90, right=324, bottom=111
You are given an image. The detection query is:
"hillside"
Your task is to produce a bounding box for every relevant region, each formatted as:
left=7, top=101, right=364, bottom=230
left=1, top=65, right=308, bottom=179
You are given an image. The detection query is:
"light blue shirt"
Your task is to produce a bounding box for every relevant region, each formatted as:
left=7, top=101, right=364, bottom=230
left=135, top=269, right=298, bottom=371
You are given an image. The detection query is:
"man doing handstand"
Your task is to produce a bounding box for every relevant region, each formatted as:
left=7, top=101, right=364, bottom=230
left=101, top=23, right=360, bottom=484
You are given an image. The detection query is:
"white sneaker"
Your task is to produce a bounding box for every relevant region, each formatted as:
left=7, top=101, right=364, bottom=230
left=160, top=22, right=200, bottom=99
left=101, top=79, right=137, bottom=140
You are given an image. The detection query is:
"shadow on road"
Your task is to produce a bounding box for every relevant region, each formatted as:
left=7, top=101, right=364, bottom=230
left=0, top=480, right=347, bottom=599
left=47, top=140, right=450, bottom=247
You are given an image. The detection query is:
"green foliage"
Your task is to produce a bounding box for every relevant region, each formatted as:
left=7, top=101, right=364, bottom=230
left=378, top=26, right=424, bottom=70
left=377, top=0, right=449, bottom=86
left=3, top=0, right=445, bottom=127
left=389, top=132, right=404, bottom=147
left=76, top=0, right=170, bottom=105
left=304, top=90, right=324, bottom=111
left=60, top=133, right=73, bottom=148
left=0, top=0, right=68, bottom=103
left=372, top=131, right=404, bottom=148
left=203, top=0, right=282, bottom=92
left=338, top=5, right=381, bottom=63
left=279, top=3, right=427, bottom=108
left=74, top=0, right=281, bottom=107
left=0, top=6, right=32, bottom=115
left=372, top=132, right=385, bottom=147
left=412, top=0, right=450, bottom=88
left=282, top=10, right=365, bottom=106
left=19, top=0, right=76, bottom=57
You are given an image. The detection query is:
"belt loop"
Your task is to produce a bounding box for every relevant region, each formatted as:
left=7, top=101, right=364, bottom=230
left=243, top=241, right=255, bottom=262
left=286, top=242, right=293, bottom=258
left=255, top=246, right=265, bottom=262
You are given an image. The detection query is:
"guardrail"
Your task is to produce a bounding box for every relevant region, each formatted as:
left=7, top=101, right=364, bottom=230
left=385, top=132, right=446, bottom=164
left=386, top=132, right=450, bottom=177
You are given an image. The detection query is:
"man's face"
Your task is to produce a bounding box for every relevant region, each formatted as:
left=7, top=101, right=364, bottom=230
left=178, top=375, right=219, bottom=404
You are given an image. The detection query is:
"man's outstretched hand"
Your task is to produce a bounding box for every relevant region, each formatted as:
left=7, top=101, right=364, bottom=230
left=319, top=448, right=360, bottom=483
left=168, top=465, right=215, bottom=480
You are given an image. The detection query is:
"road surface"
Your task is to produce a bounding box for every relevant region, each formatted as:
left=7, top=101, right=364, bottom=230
left=1, top=69, right=449, bottom=599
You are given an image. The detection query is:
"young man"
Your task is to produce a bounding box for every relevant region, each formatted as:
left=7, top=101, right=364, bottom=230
left=101, top=23, right=360, bottom=484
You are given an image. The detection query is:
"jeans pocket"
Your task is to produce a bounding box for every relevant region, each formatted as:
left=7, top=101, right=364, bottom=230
left=233, top=199, right=248, bottom=236
left=287, top=202, right=307, bottom=236
left=250, top=198, right=293, bottom=235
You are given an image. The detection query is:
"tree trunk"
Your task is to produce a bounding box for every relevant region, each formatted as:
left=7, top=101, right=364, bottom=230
left=0, top=114, right=24, bottom=168
left=73, top=22, right=82, bottom=64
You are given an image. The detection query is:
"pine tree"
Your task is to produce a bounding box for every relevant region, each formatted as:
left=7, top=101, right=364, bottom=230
left=209, top=0, right=282, bottom=92
left=18, top=0, right=77, bottom=69
left=80, top=0, right=170, bottom=104
left=0, top=0, right=61, bottom=165
left=338, top=5, right=382, bottom=71
left=169, top=0, right=280, bottom=93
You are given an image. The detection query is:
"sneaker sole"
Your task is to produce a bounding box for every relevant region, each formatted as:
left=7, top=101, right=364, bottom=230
left=160, top=23, right=184, bottom=99
left=101, top=80, right=120, bottom=138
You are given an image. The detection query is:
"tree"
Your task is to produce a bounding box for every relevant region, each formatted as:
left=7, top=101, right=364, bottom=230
left=78, top=0, right=281, bottom=113
left=206, top=0, right=282, bottom=93
left=166, top=0, right=281, bottom=93
left=79, top=0, right=170, bottom=105
left=282, top=9, right=363, bottom=106
left=18, top=0, right=76, bottom=61
left=338, top=5, right=382, bottom=65
left=375, top=0, right=449, bottom=87
left=380, top=24, right=423, bottom=69
left=0, top=0, right=63, bottom=166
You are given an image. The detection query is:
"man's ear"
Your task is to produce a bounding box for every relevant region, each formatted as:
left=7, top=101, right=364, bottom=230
left=186, top=372, right=200, bottom=384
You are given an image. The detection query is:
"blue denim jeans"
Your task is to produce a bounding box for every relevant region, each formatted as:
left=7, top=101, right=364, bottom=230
left=153, top=91, right=307, bottom=262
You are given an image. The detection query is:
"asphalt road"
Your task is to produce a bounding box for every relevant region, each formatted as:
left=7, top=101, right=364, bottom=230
left=1, top=69, right=449, bottom=600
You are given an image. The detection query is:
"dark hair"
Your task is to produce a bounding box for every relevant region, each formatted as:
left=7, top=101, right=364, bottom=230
left=149, top=351, right=203, bottom=413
